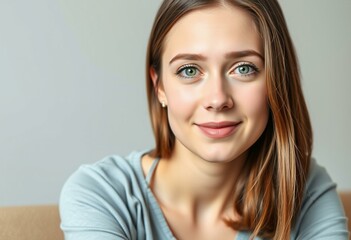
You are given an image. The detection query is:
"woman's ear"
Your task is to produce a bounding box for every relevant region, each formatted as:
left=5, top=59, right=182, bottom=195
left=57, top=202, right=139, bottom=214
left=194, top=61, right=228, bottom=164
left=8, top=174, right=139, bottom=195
left=150, top=66, right=158, bottom=88
left=150, top=67, right=167, bottom=104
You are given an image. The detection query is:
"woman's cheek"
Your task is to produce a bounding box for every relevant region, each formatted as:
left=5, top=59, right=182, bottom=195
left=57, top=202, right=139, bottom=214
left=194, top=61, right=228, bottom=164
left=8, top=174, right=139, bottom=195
left=237, top=83, right=268, bottom=117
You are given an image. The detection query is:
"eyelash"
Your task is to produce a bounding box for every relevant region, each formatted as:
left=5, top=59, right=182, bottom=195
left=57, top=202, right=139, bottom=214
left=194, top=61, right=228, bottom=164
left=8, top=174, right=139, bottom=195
left=232, top=62, right=259, bottom=77
left=176, top=64, right=201, bottom=79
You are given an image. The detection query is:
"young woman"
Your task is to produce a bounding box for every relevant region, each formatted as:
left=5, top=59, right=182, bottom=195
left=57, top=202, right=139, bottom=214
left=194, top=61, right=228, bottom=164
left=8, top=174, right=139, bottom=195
left=60, top=0, right=349, bottom=239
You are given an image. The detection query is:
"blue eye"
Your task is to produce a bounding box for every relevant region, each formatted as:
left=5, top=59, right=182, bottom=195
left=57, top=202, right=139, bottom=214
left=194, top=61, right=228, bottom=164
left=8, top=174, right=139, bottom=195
left=234, top=63, right=258, bottom=76
left=177, top=65, right=200, bottom=78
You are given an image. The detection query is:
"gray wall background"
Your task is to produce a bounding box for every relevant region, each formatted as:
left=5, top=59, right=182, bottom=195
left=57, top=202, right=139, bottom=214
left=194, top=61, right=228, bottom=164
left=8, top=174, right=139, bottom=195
left=1, top=0, right=350, bottom=206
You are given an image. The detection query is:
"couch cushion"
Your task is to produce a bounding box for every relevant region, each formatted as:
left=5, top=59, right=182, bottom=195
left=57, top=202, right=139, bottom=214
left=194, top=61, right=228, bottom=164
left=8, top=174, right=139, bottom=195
left=0, top=205, right=63, bottom=240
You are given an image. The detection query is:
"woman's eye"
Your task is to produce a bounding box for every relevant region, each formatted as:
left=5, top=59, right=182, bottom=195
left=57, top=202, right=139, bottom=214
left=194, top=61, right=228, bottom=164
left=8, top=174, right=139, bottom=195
left=233, top=64, right=258, bottom=76
left=177, top=66, right=200, bottom=78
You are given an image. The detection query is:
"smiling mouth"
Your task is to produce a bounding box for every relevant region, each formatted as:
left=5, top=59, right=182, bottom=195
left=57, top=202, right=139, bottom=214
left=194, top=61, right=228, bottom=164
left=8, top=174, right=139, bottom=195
left=195, top=121, right=241, bottom=139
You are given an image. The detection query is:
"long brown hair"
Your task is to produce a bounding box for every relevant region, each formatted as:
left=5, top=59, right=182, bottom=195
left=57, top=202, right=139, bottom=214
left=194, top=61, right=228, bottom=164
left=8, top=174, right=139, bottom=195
left=146, top=0, right=313, bottom=239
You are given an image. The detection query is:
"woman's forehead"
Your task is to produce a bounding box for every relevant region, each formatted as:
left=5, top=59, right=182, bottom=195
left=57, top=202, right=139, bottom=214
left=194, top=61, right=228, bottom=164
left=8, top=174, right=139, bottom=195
left=162, top=5, right=263, bottom=63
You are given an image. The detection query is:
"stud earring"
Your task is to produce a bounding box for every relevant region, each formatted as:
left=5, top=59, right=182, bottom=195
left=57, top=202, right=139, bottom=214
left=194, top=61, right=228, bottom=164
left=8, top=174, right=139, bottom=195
left=161, top=102, right=166, bottom=108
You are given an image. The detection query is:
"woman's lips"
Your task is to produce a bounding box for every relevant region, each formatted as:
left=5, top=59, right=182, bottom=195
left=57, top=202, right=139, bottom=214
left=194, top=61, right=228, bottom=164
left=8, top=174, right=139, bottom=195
left=196, top=121, right=241, bottom=139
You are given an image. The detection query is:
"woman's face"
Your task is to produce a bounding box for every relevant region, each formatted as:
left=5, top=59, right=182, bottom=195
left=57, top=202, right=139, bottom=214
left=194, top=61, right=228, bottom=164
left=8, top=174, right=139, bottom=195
left=153, top=5, right=269, bottom=163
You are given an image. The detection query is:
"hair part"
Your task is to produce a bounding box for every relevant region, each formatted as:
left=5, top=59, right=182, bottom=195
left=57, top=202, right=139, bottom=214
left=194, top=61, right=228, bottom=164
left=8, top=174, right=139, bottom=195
left=146, top=0, right=313, bottom=239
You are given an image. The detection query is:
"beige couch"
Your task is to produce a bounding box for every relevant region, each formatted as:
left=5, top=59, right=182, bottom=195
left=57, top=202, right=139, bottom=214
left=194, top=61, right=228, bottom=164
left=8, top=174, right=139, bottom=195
left=0, top=205, right=63, bottom=240
left=340, top=191, right=351, bottom=237
left=0, top=193, right=350, bottom=240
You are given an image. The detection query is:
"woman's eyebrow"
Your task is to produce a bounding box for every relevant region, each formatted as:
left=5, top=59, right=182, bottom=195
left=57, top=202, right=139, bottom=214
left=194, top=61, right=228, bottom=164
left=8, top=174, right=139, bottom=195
left=169, top=50, right=264, bottom=65
left=169, top=53, right=206, bottom=65
left=225, top=50, right=264, bottom=61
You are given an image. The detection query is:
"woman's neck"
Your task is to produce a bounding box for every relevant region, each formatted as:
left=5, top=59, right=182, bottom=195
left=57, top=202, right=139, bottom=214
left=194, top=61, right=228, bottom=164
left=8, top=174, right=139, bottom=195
left=152, top=144, right=246, bottom=225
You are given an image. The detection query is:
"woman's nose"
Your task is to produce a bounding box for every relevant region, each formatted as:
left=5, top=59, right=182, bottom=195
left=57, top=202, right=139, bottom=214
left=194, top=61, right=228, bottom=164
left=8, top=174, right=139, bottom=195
left=202, top=75, right=234, bottom=111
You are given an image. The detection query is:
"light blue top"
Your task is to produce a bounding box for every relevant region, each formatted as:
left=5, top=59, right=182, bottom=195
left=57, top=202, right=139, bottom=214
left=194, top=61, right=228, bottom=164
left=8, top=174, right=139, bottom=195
left=59, top=150, right=349, bottom=239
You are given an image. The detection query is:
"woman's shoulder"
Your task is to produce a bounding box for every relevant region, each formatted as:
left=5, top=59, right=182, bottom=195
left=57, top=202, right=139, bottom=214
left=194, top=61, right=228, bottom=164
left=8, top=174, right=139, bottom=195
left=60, top=149, right=149, bottom=200
left=291, top=158, right=349, bottom=239
left=304, top=158, right=336, bottom=196
left=59, top=149, right=154, bottom=239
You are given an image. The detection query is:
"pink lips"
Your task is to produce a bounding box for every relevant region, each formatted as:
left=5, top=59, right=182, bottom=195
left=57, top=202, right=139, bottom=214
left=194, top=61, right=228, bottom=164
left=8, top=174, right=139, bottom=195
left=196, top=121, right=241, bottom=139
